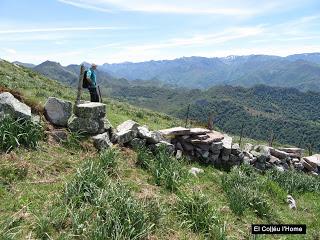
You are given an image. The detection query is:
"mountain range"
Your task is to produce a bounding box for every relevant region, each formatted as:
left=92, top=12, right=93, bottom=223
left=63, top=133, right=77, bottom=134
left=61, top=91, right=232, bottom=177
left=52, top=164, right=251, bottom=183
left=11, top=57, right=320, bottom=151
left=100, top=53, right=320, bottom=91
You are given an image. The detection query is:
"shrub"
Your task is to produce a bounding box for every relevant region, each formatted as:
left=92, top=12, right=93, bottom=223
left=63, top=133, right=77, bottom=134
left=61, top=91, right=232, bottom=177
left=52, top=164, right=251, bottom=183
left=0, top=117, right=44, bottom=152
left=266, top=168, right=320, bottom=194
left=176, top=191, right=226, bottom=239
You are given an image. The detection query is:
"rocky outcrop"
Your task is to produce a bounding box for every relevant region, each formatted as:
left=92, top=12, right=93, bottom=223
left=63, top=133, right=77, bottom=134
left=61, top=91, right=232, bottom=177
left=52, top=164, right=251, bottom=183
left=0, top=92, right=31, bottom=120
left=68, top=102, right=107, bottom=135
left=44, top=97, right=72, bottom=127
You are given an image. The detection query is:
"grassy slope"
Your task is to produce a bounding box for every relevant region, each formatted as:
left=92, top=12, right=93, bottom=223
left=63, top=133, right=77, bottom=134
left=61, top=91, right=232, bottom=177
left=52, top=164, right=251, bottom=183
left=0, top=60, right=319, bottom=239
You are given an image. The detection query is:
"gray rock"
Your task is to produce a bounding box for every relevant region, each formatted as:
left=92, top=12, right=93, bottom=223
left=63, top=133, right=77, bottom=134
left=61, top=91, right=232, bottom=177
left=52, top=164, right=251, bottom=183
left=130, top=138, right=146, bottom=148
left=301, top=159, right=316, bottom=172
left=68, top=115, right=105, bottom=134
left=190, top=131, right=224, bottom=144
left=210, top=141, right=223, bottom=152
left=51, top=129, right=68, bottom=143
left=279, top=147, right=304, bottom=158
left=0, top=92, right=31, bottom=119
left=269, top=156, right=281, bottom=165
left=92, top=132, right=113, bottom=150
left=254, top=145, right=271, bottom=158
left=176, top=150, right=183, bottom=159
left=303, top=154, right=320, bottom=168
left=148, top=131, right=163, bottom=144
left=44, top=97, right=72, bottom=127
left=155, top=141, right=175, bottom=155
left=244, top=143, right=254, bottom=152
left=231, top=143, right=241, bottom=155
left=74, top=102, right=106, bottom=119
left=176, top=142, right=183, bottom=151
left=275, top=165, right=285, bottom=172
left=189, top=167, right=204, bottom=176
left=114, top=130, right=137, bottom=146
left=116, top=120, right=139, bottom=133
left=221, top=134, right=232, bottom=156
left=287, top=195, right=296, bottom=210
left=294, top=162, right=304, bottom=170
left=137, top=125, right=151, bottom=138
left=269, top=147, right=290, bottom=159
left=104, top=118, right=113, bottom=131
left=31, top=114, right=41, bottom=124
left=159, top=127, right=191, bottom=137
left=209, top=154, right=220, bottom=163
left=189, top=128, right=211, bottom=135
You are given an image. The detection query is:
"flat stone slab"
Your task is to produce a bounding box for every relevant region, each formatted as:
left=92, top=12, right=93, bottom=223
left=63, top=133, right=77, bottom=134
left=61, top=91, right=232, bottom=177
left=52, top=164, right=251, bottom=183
left=159, top=127, right=191, bottom=137
left=191, top=131, right=224, bottom=144
left=189, top=128, right=211, bottom=135
left=74, top=102, right=106, bottom=119
left=279, top=147, right=304, bottom=157
left=303, top=154, right=320, bottom=168
left=0, top=92, right=31, bottom=119
left=269, top=147, right=290, bottom=159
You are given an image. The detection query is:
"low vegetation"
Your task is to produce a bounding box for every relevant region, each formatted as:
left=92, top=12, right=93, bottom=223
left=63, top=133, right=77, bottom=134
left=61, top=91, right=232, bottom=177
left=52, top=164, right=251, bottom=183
left=0, top=116, right=44, bottom=152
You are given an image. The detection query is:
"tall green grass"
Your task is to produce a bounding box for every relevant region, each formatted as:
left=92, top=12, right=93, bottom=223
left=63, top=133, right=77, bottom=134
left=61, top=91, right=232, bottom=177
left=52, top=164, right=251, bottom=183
left=221, top=165, right=274, bottom=219
left=176, top=190, right=226, bottom=239
left=266, top=168, right=320, bottom=194
left=135, top=146, right=187, bottom=192
left=34, top=148, right=161, bottom=239
left=0, top=116, right=43, bottom=152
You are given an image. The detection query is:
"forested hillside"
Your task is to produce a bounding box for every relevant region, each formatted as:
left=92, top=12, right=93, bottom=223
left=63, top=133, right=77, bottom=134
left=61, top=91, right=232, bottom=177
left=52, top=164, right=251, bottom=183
left=111, top=84, right=320, bottom=152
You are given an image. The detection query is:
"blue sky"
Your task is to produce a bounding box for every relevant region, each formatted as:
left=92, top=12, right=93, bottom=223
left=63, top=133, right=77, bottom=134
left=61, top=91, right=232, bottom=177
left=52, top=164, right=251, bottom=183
left=0, top=0, right=319, bottom=65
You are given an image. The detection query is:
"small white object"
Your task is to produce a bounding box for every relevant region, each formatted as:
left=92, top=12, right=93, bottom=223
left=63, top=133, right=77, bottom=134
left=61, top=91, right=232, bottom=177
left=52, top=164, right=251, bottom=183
left=287, top=195, right=296, bottom=210
left=189, top=167, right=204, bottom=176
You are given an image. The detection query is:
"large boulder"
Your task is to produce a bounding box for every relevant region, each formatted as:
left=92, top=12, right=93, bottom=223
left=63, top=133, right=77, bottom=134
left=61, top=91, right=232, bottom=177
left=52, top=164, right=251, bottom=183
left=0, top=92, right=31, bottom=119
left=74, top=102, right=106, bottom=119
left=92, top=132, right=113, bottom=151
left=68, top=115, right=105, bottom=134
left=44, top=97, right=72, bottom=127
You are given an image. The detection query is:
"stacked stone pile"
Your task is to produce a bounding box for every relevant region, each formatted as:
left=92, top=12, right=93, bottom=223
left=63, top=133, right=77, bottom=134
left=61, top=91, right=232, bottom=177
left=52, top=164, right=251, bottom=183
left=68, top=102, right=111, bottom=135
left=242, top=144, right=319, bottom=175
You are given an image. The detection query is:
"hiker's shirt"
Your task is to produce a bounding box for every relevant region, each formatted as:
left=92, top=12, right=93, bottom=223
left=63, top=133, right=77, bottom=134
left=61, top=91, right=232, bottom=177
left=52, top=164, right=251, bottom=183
left=86, top=68, right=97, bottom=88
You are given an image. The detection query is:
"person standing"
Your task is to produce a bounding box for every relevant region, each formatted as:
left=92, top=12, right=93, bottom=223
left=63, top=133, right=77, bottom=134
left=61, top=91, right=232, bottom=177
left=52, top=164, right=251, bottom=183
left=86, top=63, right=99, bottom=102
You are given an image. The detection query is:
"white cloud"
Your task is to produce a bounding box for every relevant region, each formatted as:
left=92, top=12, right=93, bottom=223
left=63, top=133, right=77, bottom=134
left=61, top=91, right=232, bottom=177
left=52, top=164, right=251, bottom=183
left=57, top=0, right=281, bottom=16
left=0, top=26, right=126, bottom=34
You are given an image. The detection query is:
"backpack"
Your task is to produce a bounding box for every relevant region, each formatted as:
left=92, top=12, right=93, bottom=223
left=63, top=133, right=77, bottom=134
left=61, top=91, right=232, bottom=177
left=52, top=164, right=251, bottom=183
left=82, top=70, right=90, bottom=88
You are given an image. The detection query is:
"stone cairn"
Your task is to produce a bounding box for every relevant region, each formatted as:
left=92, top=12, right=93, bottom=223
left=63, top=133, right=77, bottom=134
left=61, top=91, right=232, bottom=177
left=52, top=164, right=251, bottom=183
left=40, top=96, right=320, bottom=176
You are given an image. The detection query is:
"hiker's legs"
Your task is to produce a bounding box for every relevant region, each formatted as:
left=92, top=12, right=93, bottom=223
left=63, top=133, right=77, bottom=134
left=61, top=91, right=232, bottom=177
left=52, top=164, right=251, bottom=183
left=89, top=88, right=99, bottom=102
